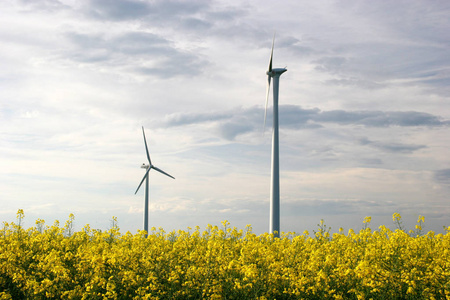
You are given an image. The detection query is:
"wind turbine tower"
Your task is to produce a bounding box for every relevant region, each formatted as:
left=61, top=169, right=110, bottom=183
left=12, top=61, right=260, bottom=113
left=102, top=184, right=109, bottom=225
left=264, top=35, right=287, bottom=237
left=135, top=127, right=175, bottom=234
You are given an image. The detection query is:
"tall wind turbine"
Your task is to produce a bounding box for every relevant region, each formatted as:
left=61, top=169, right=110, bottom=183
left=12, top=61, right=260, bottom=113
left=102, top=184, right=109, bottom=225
left=264, top=35, right=287, bottom=237
left=135, top=127, right=175, bottom=234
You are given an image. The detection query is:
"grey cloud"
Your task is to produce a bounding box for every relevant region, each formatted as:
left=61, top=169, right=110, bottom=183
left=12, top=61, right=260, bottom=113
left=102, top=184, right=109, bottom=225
left=145, top=0, right=206, bottom=17
left=218, top=122, right=253, bottom=140
left=422, top=72, right=450, bottom=88
left=63, top=31, right=206, bottom=77
left=279, top=106, right=449, bottom=128
left=82, top=0, right=256, bottom=41
left=359, top=158, right=383, bottom=165
left=16, top=0, right=68, bottom=11
left=160, top=105, right=449, bottom=140
left=161, top=107, right=259, bottom=140
left=278, top=106, right=320, bottom=128
left=65, top=32, right=105, bottom=48
left=181, top=18, right=212, bottom=31
left=63, top=32, right=111, bottom=63
left=85, top=0, right=208, bottom=22
left=206, top=7, right=247, bottom=22
left=314, top=56, right=347, bottom=74
left=313, top=43, right=450, bottom=90
left=311, top=1, right=450, bottom=91
left=434, top=169, right=450, bottom=186
left=326, top=78, right=385, bottom=90
left=87, top=0, right=152, bottom=20
left=314, top=110, right=448, bottom=127
left=135, top=53, right=204, bottom=78
left=385, top=111, right=448, bottom=127
left=339, top=1, right=450, bottom=44
left=378, top=143, right=426, bottom=154
left=65, top=31, right=170, bottom=56
left=69, top=52, right=110, bottom=63
left=283, top=199, right=394, bottom=217
left=112, top=32, right=170, bottom=55
left=277, top=36, right=316, bottom=56
left=358, top=138, right=426, bottom=154
left=163, top=111, right=230, bottom=127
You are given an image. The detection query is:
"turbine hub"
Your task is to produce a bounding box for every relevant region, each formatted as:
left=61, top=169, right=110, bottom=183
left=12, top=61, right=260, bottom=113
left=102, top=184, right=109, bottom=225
left=267, top=68, right=287, bottom=77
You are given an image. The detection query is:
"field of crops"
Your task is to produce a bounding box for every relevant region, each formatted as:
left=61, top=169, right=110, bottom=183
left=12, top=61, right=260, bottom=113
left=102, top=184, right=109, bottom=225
left=1, top=211, right=449, bottom=299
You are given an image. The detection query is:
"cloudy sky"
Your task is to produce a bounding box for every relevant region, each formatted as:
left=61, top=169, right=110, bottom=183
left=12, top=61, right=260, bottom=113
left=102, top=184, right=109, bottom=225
left=1, top=0, right=449, bottom=235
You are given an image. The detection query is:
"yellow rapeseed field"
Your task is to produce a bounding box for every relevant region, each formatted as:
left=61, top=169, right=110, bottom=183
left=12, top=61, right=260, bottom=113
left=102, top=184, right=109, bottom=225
left=0, top=210, right=449, bottom=299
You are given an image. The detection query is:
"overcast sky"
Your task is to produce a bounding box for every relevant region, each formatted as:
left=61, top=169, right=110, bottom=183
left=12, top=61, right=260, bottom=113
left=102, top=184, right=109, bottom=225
left=1, top=0, right=449, bottom=235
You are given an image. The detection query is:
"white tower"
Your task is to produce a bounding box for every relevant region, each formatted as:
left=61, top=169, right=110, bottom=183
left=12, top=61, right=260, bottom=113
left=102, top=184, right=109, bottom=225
left=135, top=127, right=175, bottom=235
left=265, top=37, right=287, bottom=237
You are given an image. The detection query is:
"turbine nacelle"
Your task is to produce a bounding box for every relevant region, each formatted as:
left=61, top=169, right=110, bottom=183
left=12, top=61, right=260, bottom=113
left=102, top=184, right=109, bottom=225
left=266, top=68, right=287, bottom=77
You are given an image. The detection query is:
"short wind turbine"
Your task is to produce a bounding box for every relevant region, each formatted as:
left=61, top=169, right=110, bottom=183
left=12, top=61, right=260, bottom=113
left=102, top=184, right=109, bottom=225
left=264, top=35, right=287, bottom=237
left=135, top=127, right=175, bottom=234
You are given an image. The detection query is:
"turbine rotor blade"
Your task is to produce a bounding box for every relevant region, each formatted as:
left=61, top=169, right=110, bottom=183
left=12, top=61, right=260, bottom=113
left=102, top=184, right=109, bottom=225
left=268, top=33, right=275, bottom=73
left=264, top=33, right=275, bottom=133
left=135, top=167, right=151, bottom=194
left=264, top=75, right=271, bottom=132
left=152, top=165, right=175, bottom=179
left=142, top=126, right=152, bottom=165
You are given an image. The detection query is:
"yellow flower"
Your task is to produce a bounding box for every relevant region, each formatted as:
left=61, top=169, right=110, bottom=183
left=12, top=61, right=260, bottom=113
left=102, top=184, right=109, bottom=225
left=1, top=213, right=448, bottom=299
left=392, top=212, right=401, bottom=222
